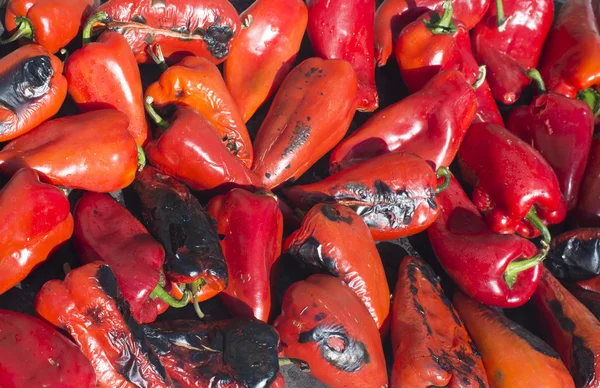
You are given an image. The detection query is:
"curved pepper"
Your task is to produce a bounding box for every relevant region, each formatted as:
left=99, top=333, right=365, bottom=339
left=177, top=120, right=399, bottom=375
left=283, top=203, right=390, bottom=330
left=577, top=136, right=600, bottom=227
left=0, top=309, right=96, bottom=388
left=207, top=189, right=283, bottom=322
left=427, top=176, right=543, bottom=307
left=329, top=70, right=476, bottom=172
left=391, top=256, right=487, bottom=388
left=284, top=152, right=443, bottom=241
left=568, top=285, right=600, bottom=323
left=0, top=110, right=140, bottom=192
left=0, top=168, right=72, bottom=296
left=93, top=0, right=241, bottom=64
left=0, top=44, right=67, bottom=142
left=252, top=57, right=358, bottom=190
left=545, top=229, right=600, bottom=282
left=274, top=274, right=388, bottom=388
left=223, top=0, right=307, bottom=123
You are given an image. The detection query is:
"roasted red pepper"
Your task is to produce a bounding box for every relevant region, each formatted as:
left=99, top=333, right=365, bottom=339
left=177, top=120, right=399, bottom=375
left=427, top=176, right=543, bottom=307
left=329, top=70, right=476, bottom=172
left=0, top=168, right=72, bottom=295
left=252, top=57, right=358, bottom=190
left=306, top=0, right=378, bottom=112
left=0, top=309, right=96, bottom=387
left=0, top=44, right=67, bottom=142
left=223, top=0, right=308, bottom=123
left=545, top=229, right=600, bottom=282
left=0, top=110, right=141, bottom=192
left=567, top=285, right=600, bottom=324
left=577, top=136, right=600, bottom=227
left=35, top=263, right=175, bottom=388
left=284, top=152, right=445, bottom=241
left=207, top=189, right=283, bottom=322
left=3, top=0, right=94, bottom=53
left=274, top=274, right=388, bottom=388
left=391, top=256, right=488, bottom=387
left=458, top=122, right=567, bottom=240
left=453, top=291, right=574, bottom=388
left=283, top=204, right=390, bottom=330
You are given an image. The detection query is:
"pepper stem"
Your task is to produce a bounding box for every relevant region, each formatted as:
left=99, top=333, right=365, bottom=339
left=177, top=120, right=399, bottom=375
left=279, top=358, right=311, bottom=372
left=495, top=0, right=509, bottom=31
left=525, top=206, right=551, bottom=246
left=150, top=284, right=192, bottom=308
left=82, top=11, right=110, bottom=45
left=137, top=145, right=146, bottom=172
left=144, top=96, right=170, bottom=131
left=472, top=66, right=487, bottom=90
left=190, top=279, right=207, bottom=319
left=423, top=0, right=457, bottom=35
left=435, top=166, right=451, bottom=193
left=577, top=88, right=600, bottom=117
left=503, top=241, right=550, bottom=289
left=0, top=17, right=34, bottom=44
left=147, top=44, right=169, bottom=72
left=526, top=69, right=546, bottom=93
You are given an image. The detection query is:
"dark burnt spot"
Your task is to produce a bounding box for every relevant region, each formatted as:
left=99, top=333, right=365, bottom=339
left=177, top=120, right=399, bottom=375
left=476, top=375, right=487, bottom=388
left=287, top=236, right=339, bottom=276
left=85, top=306, right=104, bottom=325
left=282, top=121, right=311, bottom=157
left=454, top=347, right=476, bottom=368
left=304, top=68, right=320, bottom=78
left=546, top=229, right=600, bottom=281
left=407, top=262, right=417, bottom=282
left=320, top=205, right=353, bottom=224
left=320, top=92, right=324, bottom=96
left=93, top=209, right=99, bottom=215
left=495, top=310, right=559, bottom=358
left=549, top=300, right=575, bottom=333
left=285, top=164, right=291, bottom=169
left=174, top=89, right=184, bottom=98
left=315, top=313, right=327, bottom=322
left=131, top=15, right=147, bottom=24
left=307, top=116, right=311, bottom=122
left=469, top=340, right=481, bottom=358
left=428, top=348, right=453, bottom=372
left=265, top=173, right=271, bottom=179
left=218, top=234, right=226, bottom=241
left=171, top=26, right=190, bottom=34
left=409, top=285, right=418, bottom=296
left=0, top=56, right=53, bottom=114
left=494, top=370, right=504, bottom=384
left=195, top=18, right=235, bottom=60
left=414, top=298, right=432, bottom=335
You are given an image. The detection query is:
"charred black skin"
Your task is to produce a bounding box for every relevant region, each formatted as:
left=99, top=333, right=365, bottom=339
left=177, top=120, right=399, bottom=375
left=0, top=55, right=53, bottom=115
left=546, top=229, right=600, bottom=281
left=143, top=319, right=280, bottom=388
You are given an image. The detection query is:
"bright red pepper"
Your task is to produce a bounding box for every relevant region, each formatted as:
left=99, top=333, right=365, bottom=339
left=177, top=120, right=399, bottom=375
left=577, top=136, right=600, bottom=227
left=223, top=0, right=308, bottom=123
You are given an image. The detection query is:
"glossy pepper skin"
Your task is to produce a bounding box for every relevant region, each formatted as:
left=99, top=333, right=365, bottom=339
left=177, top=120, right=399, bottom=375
left=329, top=70, right=476, bottom=172
left=207, top=189, right=283, bottom=322
left=306, top=0, right=378, bottom=112
left=391, top=256, right=487, bottom=388
left=65, top=31, right=150, bottom=146
left=458, top=122, right=567, bottom=238
left=428, top=176, right=541, bottom=307
left=4, top=0, right=94, bottom=53
left=453, top=292, right=574, bottom=388
left=283, top=204, right=390, bottom=330
left=95, top=0, right=241, bottom=65
left=0, top=44, right=67, bottom=142
left=145, top=56, right=253, bottom=166
left=545, top=229, right=600, bottom=282
left=0, top=309, right=96, bottom=388
left=274, top=274, right=388, bottom=388
left=35, top=263, right=174, bottom=388
left=0, top=110, right=139, bottom=192
left=533, top=269, right=600, bottom=388
left=284, top=152, right=441, bottom=241
left=0, top=168, right=72, bottom=295
left=252, top=57, right=358, bottom=190
left=223, top=0, right=308, bottom=123
left=143, top=319, right=281, bottom=388
left=577, top=136, right=600, bottom=227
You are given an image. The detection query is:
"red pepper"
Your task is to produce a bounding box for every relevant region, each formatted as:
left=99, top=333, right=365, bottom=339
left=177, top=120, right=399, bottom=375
left=35, top=263, right=175, bottom=388
left=0, top=168, right=72, bottom=295
left=207, top=189, right=283, bottom=322
left=306, top=0, right=378, bottom=112
left=545, top=229, right=600, bottom=282
left=92, top=0, right=241, bottom=65
left=329, top=70, right=476, bottom=172
left=568, top=285, right=600, bottom=323
left=0, top=309, right=96, bottom=387
left=457, top=122, right=567, bottom=240
left=284, top=152, right=445, bottom=241
left=427, top=175, right=543, bottom=307
left=3, top=0, right=94, bottom=53
left=577, top=136, right=600, bottom=227
left=223, top=0, right=308, bottom=123
left=0, top=44, right=67, bottom=142
left=274, top=274, right=388, bottom=388
left=283, top=204, right=390, bottom=330
left=65, top=31, right=150, bottom=146
left=473, top=83, right=506, bottom=126
left=0, top=110, right=142, bottom=192
left=507, top=70, right=594, bottom=210
left=252, top=57, right=358, bottom=190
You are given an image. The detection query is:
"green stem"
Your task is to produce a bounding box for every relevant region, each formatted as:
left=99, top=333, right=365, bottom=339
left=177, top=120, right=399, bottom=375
left=423, top=0, right=457, bottom=35
left=144, top=96, right=170, bottom=131
left=435, top=166, right=451, bottom=193
left=150, top=284, right=191, bottom=308
left=190, top=279, right=207, bottom=319
left=526, top=69, right=546, bottom=93
left=525, top=206, right=551, bottom=246
left=495, top=0, right=509, bottom=31
left=82, top=11, right=109, bottom=45
left=147, top=44, right=169, bottom=72
left=503, top=242, right=549, bottom=289
left=472, top=65, right=486, bottom=90
left=279, top=358, right=311, bottom=372
left=137, top=144, right=146, bottom=172
left=577, top=88, right=600, bottom=117
left=0, top=17, right=33, bottom=44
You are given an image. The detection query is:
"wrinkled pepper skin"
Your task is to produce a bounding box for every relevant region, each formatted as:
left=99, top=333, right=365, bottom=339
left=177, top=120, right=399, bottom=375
left=391, top=256, right=487, bottom=388
left=546, top=229, right=600, bottom=282
left=274, top=274, right=388, bottom=388
left=577, top=137, right=600, bottom=227
left=0, top=309, right=96, bottom=388
left=428, top=176, right=541, bottom=307
left=0, top=110, right=139, bottom=192
left=329, top=70, right=476, bottom=172
left=207, top=189, right=283, bottom=322
left=252, top=57, right=358, bottom=190
left=223, top=0, right=308, bottom=123
left=0, top=168, right=72, bottom=295
left=143, top=319, right=281, bottom=388
left=283, top=204, right=390, bottom=330
left=96, top=0, right=241, bottom=65
left=5, top=0, right=94, bottom=53
left=306, top=0, right=378, bottom=112
left=146, top=56, right=253, bottom=166
left=458, top=122, right=567, bottom=238
left=533, top=269, right=600, bottom=388
left=35, top=263, right=174, bottom=388
left=284, top=152, right=441, bottom=241
left=453, top=292, right=574, bottom=388
left=65, top=31, right=150, bottom=146
left=0, top=44, right=67, bottom=142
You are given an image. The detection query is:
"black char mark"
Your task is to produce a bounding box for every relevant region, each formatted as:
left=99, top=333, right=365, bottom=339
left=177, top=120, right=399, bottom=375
left=194, top=17, right=234, bottom=60
left=282, top=121, right=311, bottom=157
left=546, top=230, right=600, bottom=281
left=493, top=309, right=559, bottom=359
left=0, top=56, right=53, bottom=118
left=287, top=236, right=339, bottom=276
left=320, top=204, right=353, bottom=224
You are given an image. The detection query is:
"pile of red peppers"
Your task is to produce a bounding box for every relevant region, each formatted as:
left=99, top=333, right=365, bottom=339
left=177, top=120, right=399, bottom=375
left=0, top=0, right=599, bottom=386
